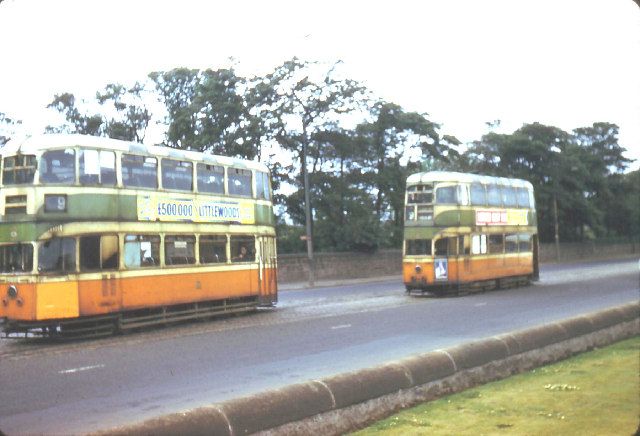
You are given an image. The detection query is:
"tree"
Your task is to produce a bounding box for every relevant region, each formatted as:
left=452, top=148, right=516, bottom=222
left=354, top=101, right=460, bottom=247
left=0, top=111, right=21, bottom=146
left=47, top=82, right=152, bottom=141
left=150, top=67, right=261, bottom=159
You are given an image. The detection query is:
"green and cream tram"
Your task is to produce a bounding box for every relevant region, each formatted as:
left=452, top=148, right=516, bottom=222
left=0, top=134, right=277, bottom=338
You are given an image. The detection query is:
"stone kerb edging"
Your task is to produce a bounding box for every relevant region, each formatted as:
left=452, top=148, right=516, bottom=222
left=102, top=302, right=639, bottom=436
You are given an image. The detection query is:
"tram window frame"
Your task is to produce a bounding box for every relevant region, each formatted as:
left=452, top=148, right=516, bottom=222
left=230, top=235, right=255, bottom=262
left=80, top=235, right=119, bottom=271
left=165, top=235, right=196, bottom=266
left=518, top=233, right=532, bottom=252
left=470, top=183, right=487, bottom=206
left=488, top=234, right=504, bottom=254
left=121, top=154, right=158, bottom=189
left=487, top=184, right=502, bottom=207
left=38, top=237, right=76, bottom=274
left=162, top=159, right=193, bottom=192
left=0, top=243, right=34, bottom=273
left=435, top=237, right=458, bottom=256
left=197, top=163, right=225, bottom=194
left=79, top=149, right=116, bottom=186
left=2, top=155, right=36, bottom=185
left=405, top=239, right=432, bottom=256
left=416, top=205, right=433, bottom=221
left=124, top=235, right=160, bottom=268
left=517, top=188, right=531, bottom=208
left=459, top=235, right=470, bottom=255
left=502, top=186, right=517, bottom=208
left=40, top=149, right=76, bottom=185
left=256, top=171, right=271, bottom=200
left=472, top=234, right=487, bottom=255
left=458, top=185, right=470, bottom=206
left=405, top=205, right=416, bottom=221
left=228, top=168, right=252, bottom=197
left=505, top=234, right=519, bottom=253
left=407, top=185, right=433, bottom=204
left=435, top=184, right=458, bottom=204
left=199, top=235, right=227, bottom=264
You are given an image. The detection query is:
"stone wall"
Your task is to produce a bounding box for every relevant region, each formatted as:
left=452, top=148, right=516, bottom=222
left=277, top=242, right=638, bottom=283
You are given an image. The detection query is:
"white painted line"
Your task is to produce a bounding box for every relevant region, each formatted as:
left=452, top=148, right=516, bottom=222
left=58, top=364, right=105, bottom=375
left=331, top=324, right=352, bottom=330
left=474, top=302, right=487, bottom=307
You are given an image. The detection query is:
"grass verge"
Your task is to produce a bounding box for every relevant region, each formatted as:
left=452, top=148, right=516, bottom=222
left=352, top=336, right=640, bottom=436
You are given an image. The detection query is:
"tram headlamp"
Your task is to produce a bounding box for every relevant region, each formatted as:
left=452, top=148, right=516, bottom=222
left=7, top=285, right=18, bottom=299
left=415, top=265, right=422, bottom=273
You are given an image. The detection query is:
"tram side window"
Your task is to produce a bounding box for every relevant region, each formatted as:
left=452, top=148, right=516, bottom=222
left=435, top=185, right=458, bottom=204
left=40, top=149, right=75, bottom=184
left=3, top=155, right=36, bottom=185
left=0, top=243, right=33, bottom=273
left=405, top=205, right=416, bottom=221
left=230, top=236, right=255, bottom=262
left=488, top=234, right=504, bottom=254
left=470, top=184, right=486, bottom=206
left=199, top=235, right=227, bottom=264
left=256, top=171, right=271, bottom=200
left=518, top=233, right=532, bottom=252
left=165, top=235, right=196, bottom=265
left=38, top=237, right=76, bottom=273
left=472, top=234, right=487, bottom=255
left=162, top=159, right=193, bottom=191
left=435, top=237, right=457, bottom=256
left=505, top=234, right=519, bottom=253
left=122, top=154, right=158, bottom=189
left=487, top=185, right=502, bottom=207
left=80, top=235, right=118, bottom=271
left=517, top=188, right=531, bottom=208
left=406, top=239, right=431, bottom=255
left=124, top=235, right=160, bottom=268
left=79, top=150, right=116, bottom=185
left=459, top=235, right=470, bottom=255
left=502, top=187, right=517, bottom=208
left=228, top=168, right=252, bottom=197
left=197, top=163, right=224, bottom=194
left=407, top=185, right=433, bottom=204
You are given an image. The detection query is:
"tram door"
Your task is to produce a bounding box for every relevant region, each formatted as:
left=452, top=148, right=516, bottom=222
left=258, top=236, right=278, bottom=305
left=78, top=235, right=122, bottom=315
left=434, top=236, right=459, bottom=286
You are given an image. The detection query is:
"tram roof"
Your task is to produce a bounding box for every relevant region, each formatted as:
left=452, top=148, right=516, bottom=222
left=407, top=171, right=533, bottom=189
left=1, top=134, right=270, bottom=172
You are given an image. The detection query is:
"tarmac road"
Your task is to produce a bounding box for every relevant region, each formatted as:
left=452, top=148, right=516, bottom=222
left=0, top=258, right=637, bottom=434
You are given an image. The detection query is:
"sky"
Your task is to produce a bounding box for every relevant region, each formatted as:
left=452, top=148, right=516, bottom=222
left=1, top=0, right=639, bottom=168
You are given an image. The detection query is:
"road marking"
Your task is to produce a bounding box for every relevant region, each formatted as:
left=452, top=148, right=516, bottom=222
left=474, top=302, right=487, bottom=307
left=58, top=364, right=105, bottom=375
left=331, top=324, right=352, bottom=330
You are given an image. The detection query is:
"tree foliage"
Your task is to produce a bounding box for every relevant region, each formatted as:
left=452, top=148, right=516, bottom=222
left=47, top=82, right=151, bottom=141
left=34, top=57, right=636, bottom=252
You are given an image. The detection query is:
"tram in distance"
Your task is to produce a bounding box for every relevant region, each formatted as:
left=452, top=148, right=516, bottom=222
left=0, top=134, right=277, bottom=339
left=403, top=171, right=539, bottom=295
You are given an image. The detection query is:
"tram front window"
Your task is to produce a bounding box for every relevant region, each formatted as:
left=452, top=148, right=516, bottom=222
left=0, top=243, right=34, bottom=273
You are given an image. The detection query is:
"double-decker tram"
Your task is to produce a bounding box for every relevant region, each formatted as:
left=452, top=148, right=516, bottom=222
left=0, top=134, right=277, bottom=338
left=403, top=171, right=539, bottom=295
